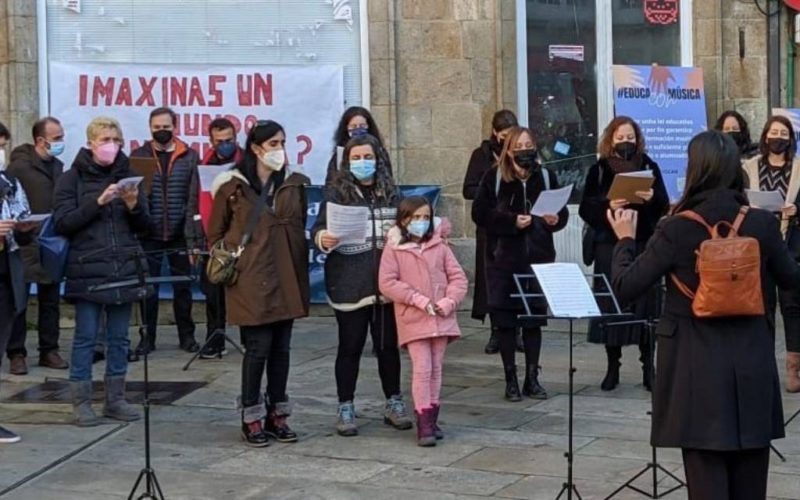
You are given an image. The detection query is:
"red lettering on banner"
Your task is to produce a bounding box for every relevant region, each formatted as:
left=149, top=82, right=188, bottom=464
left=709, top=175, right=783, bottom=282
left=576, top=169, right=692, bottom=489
left=237, top=74, right=273, bottom=106
left=183, top=113, right=201, bottom=137
left=92, top=76, right=115, bottom=106
left=208, top=76, right=225, bottom=107
left=79, top=75, right=88, bottom=105
left=296, top=135, right=312, bottom=165
left=115, top=77, right=133, bottom=106
left=136, top=77, right=157, bottom=106
left=170, top=78, right=187, bottom=107
left=187, top=77, right=206, bottom=107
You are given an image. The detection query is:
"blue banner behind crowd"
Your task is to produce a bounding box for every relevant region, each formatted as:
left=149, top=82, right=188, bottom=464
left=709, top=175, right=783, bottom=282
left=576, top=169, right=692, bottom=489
left=305, top=185, right=441, bottom=304
left=612, top=65, right=708, bottom=201
left=145, top=185, right=441, bottom=302
left=772, top=109, right=800, bottom=145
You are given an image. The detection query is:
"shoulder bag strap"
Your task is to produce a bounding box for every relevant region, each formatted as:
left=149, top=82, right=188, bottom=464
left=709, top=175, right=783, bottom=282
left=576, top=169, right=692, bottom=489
left=237, top=176, right=275, bottom=253
left=669, top=209, right=714, bottom=300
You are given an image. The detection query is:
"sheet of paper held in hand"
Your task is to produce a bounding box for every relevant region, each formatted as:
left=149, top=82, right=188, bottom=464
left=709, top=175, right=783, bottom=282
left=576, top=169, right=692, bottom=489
left=746, top=189, right=785, bottom=213
left=606, top=170, right=654, bottom=204
left=327, top=202, right=370, bottom=245
left=531, top=263, right=601, bottom=319
left=530, top=184, right=573, bottom=217
left=18, top=213, right=50, bottom=223
left=116, top=176, right=144, bottom=191
left=198, top=164, right=232, bottom=192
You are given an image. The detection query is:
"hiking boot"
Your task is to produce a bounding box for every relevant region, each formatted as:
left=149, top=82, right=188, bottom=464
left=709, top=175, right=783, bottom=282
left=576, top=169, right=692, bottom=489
left=522, top=365, right=548, bottom=400
left=504, top=365, right=522, bottom=402
left=0, top=425, right=20, bottom=444
left=336, top=401, right=358, bottom=437
left=102, top=376, right=141, bottom=422
left=384, top=395, right=413, bottom=430
left=9, top=355, right=27, bottom=375
left=39, top=351, right=68, bottom=369
left=484, top=329, right=500, bottom=354
left=71, top=380, right=99, bottom=427
left=431, top=404, right=444, bottom=440
left=265, top=401, right=297, bottom=443
left=415, top=408, right=436, bottom=447
left=241, top=420, right=270, bottom=447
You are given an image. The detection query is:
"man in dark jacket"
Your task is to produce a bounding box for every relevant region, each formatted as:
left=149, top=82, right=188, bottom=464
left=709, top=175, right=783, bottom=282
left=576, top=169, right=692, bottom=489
left=193, top=118, right=243, bottom=359
left=5, top=117, right=68, bottom=374
left=130, top=107, right=199, bottom=354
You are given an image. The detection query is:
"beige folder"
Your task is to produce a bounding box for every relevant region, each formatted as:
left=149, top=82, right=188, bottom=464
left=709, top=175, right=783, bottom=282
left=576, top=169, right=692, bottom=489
left=606, top=172, right=655, bottom=205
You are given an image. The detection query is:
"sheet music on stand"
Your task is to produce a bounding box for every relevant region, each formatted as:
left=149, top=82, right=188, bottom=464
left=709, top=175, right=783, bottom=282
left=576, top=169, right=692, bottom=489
left=531, top=263, right=602, bottom=319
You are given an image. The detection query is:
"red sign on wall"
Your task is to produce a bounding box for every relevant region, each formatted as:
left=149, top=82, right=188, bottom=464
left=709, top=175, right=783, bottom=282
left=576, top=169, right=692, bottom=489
left=644, top=0, right=679, bottom=25
left=785, top=0, right=800, bottom=11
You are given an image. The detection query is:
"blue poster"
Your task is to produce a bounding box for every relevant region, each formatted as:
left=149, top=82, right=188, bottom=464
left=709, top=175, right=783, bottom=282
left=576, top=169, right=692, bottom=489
left=612, top=65, right=707, bottom=201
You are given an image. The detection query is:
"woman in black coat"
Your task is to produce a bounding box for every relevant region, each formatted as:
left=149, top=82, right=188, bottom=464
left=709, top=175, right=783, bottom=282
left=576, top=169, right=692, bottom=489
left=324, top=106, right=392, bottom=186
left=579, top=116, right=669, bottom=391
left=714, top=110, right=759, bottom=161
left=463, top=109, right=519, bottom=354
left=472, top=126, right=568, bottom=402
left=53, top=117, right=149, bottom=427
left=607, top=131, right=800, bottom=500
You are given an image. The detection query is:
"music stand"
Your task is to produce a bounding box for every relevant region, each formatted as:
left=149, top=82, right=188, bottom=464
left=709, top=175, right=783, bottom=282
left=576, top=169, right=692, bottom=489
left=602, top=317, right=685, bottom=499
left=511, top=269, right=630, bottom=500
left=89, top=252, right=193, bottom=500
left=182, top=251, right=243, bottom=371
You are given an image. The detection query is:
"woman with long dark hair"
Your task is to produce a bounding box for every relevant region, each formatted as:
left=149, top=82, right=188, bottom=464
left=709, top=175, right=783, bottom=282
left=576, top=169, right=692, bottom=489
left=472, top=126, right=568, bottom=402
left=463, top=109, right=521, bottom=355
left=325, top=106, right=392, bottom=185
left=742, top=115, right=800, bottom=393
left=579, top=116, right=669, bottom=391
left=208, top=120, right=310, bottom=446
left=714, top=110, right=759, bottom=160
left=607, top=130, right=800, bottom=499
left=312, top=134, right=411, bottom=437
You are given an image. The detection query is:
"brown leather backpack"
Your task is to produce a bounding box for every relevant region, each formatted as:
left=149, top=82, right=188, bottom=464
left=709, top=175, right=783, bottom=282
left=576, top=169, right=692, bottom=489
left=670, top=206, right=765, bottom=318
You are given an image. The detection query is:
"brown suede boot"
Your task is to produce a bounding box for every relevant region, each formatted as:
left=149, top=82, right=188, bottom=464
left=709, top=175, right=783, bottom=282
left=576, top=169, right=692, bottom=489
left=786, top=352, right=800, bottom=394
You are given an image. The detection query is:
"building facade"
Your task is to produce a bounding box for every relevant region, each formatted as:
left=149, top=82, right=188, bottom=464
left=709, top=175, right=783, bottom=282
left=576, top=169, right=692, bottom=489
left=0, top=0, right=792, bottom=275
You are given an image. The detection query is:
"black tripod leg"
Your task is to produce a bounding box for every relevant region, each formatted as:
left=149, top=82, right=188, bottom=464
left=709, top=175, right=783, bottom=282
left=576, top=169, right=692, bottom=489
left=771, top=443, right=787, bottom=462
left=182, top=330, right=220, bottom=371
left=128, top=470, right=146, bottom=500
left=785, top=407, right=800, bottom=427
left=224, top=333, right=245, bottom=355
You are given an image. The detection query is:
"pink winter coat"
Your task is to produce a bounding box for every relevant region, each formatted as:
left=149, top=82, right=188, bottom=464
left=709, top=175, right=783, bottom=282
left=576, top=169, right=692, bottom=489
left=379, top=221, right=468, bottom=348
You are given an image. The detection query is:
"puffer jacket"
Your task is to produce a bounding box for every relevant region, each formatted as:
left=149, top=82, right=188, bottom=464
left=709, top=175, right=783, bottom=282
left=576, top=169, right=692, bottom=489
left=131, top=140, right=199, bottom=242
left=53, top=148, right=151, bottom=304
left=379, top=220, right=467, bottom=348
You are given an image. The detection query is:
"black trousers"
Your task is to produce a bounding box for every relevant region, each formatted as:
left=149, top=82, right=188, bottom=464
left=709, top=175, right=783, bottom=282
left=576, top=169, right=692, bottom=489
left=200, top=256, right=227, bottom=349
left=240, top=320, right=293, bottom=408
left=6, top=282, right=61, bottom=358
left=682, top=448, right=770, bottom=500
left=334, top=304, right=401, bottom=403
left=497, top=326, right=541, bottom=370
left=141, top=239, right=195, bottom=342
left=0, top=278, right=16, bottom=372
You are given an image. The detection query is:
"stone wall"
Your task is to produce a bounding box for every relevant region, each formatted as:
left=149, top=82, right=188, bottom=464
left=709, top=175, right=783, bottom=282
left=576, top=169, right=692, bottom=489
left=0, top=0, right=38, bottom=145
left=694, top=0, right=771, bottom=134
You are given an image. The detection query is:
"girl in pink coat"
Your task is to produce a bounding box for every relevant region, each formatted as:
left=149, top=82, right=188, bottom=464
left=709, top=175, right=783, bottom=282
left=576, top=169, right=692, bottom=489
left=379, top=196, right=468, bottom=446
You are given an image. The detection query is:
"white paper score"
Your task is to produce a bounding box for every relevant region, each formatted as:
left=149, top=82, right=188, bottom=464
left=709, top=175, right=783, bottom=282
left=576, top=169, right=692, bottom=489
left=531, top=263, right=601, bottom=319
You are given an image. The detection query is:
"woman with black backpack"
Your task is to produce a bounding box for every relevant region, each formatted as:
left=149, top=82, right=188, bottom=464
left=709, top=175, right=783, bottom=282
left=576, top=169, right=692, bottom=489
left=579, top=116, right=669, bottom=392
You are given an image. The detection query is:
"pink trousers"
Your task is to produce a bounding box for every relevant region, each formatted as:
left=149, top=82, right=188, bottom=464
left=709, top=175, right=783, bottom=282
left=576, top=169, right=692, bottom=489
left=406, top=337, right=448, bottom=412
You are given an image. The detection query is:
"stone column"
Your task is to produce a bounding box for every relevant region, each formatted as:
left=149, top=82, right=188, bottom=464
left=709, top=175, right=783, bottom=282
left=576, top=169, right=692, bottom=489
left=0, top=0, right=39, bottom=143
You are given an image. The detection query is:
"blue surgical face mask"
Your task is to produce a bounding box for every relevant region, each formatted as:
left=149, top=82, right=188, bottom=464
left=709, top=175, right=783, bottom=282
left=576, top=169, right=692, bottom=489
left=349, top=159, right=376, bottom=181
left=349, top=127, right=369, bottom=139
left=407, top=220, right=430, bottom=238
left=48, top=141, right=65, bottom=157
left=215, top=141, right=237, bottom=160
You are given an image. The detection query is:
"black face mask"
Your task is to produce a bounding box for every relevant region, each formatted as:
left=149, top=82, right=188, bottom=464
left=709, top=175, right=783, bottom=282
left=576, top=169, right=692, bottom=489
left=613, top=141, right=637, bottom=161
left=514, top=149, right=540, bottom=171
left=153, top=129, right=174, bottom=146
left=768, top=138, right=792, bottom=155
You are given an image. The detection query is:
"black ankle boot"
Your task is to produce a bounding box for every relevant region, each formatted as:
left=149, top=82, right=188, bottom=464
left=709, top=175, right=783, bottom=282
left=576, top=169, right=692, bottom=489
left=522, top=365, right=548, bottom=399
left=484, top=329, right=500, bottom=354
left=504, top=365, right=522, bottom=402
left=601, top=347, right=621, bottom=391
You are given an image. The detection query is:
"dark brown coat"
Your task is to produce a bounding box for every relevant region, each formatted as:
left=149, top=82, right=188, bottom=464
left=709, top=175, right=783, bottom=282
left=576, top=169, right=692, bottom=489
left=207, top=169, right=310, bottom=326
left=612, top=189, right=800, bottom=450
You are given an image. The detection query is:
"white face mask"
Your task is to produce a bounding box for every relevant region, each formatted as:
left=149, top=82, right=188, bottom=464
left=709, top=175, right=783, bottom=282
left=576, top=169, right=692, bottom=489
left=0, top=149, right=6, bottom=171
left=261, top=149, right=286, bottom=171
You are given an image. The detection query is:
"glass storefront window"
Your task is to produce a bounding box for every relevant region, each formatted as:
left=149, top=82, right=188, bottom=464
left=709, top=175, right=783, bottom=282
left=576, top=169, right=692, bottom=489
left=612, top=0, right=680, bottom=66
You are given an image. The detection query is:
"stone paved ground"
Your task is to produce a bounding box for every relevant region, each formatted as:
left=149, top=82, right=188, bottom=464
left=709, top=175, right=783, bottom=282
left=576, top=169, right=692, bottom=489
left=1, top=313, right=799, bottom=499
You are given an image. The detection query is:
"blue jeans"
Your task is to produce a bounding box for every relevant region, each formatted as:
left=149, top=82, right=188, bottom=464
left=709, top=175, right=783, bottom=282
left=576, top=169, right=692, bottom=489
left=70, top=301, right=132, bottom=381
